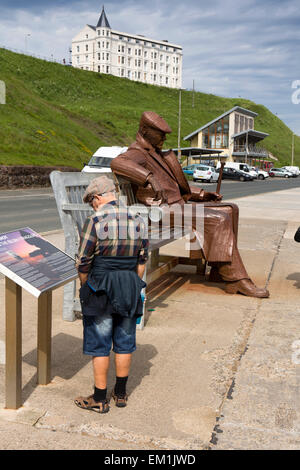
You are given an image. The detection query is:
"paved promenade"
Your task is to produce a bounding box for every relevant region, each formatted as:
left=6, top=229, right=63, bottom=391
left=0, top=188, right=300, bottom=450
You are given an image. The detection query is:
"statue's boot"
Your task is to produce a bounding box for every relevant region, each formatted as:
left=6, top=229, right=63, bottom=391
left=225, top=279, right=269, bottom=298
left=209, top=267, right=269, bottom=298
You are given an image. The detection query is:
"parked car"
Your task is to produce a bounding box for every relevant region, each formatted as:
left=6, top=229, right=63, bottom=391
left=250, top=167, right=269, bottom=180
left=216, top=167, right=254, bottom=181
left=81, top=146, right=128, bottom=173
left=217, top=162, right=268, bottom=180
left=193, top=165, right=219, bottom=183
left=281, top=166, right=299, bottom=177
left=268, top=168, right=293, bottom=178
left=182, top=164, right=202, bottom=176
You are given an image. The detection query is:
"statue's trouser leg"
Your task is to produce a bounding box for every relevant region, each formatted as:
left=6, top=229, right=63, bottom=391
left=166, top=202, right=249, bottom=282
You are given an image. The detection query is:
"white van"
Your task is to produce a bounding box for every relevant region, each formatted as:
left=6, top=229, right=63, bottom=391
left=82, top=146, right=128, bottom=173
left=281, top=166, right=299, bottom=177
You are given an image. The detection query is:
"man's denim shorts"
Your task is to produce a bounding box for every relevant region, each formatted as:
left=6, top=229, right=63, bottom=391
left=82, top=312, right=137, bottom=357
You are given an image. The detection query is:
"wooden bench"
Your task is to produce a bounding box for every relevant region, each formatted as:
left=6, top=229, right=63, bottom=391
left=50, top=171, right=206, bottom=329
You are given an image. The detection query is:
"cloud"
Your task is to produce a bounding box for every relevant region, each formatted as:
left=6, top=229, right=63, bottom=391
left=0, top=0, right=300, bottom=134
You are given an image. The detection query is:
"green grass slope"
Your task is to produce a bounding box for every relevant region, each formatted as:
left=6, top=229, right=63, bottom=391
left=0, top=47, right=299, bottom=168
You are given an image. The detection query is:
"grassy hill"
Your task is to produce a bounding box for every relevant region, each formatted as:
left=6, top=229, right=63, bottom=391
left=0, top=47, right=299, bottom=168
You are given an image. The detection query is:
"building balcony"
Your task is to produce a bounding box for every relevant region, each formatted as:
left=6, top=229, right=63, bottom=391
left=233, top=144, right=269, bottom=157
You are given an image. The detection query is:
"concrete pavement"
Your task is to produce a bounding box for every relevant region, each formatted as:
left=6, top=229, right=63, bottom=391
left=0, top=188, right=300, bottom=450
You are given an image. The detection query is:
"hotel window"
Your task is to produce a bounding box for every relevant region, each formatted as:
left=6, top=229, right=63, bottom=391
left=86, top=34, right=88, bottom=39
left=121, top=56, right=125, bottom=64
left=98, top=53, right=100, bottom=60
left=106, top=66, right=109, bottom=73
left=85, top=55, right=88, bottom=61
left=119, top=35, right=123, bottom=40
left=136, top=39, right=140, bottom=43
left=154, top=52, right=157, bottom=59
left=138, top=49, right=141, bottom=56
left=153, top=74, right=157, bottom=81
left=138, top=72, right=141, bottom=79
left=102, top=53, right=105, bottom=60
left=121, top=69, right=125, bottom=76
left=128, top=48, right=131, bottom=55
left=144, top=73, right=147, bottom=80
left=86, top=45, right=88, bottom=51
left=106, top=31, right=110, bottom=36
left=248, top=118, right=254, bottom=129
left=102, top=30, right=105, bottom=35
left=122, top=45, right=125, bottom=53
left=98, top=42, right=101, bottom=49
left=98, top=65, right=100, bottom=72
left=106, top=53, right=109, bottom=60
left=144, top=50, right=147, bottom=57
left=128, top=70, right=131, bottom=78
left=166, top=77, right=169, bottom=85
left=98, top=30, right=100, bottom=36
left=144, top=60, right=148, bottom=68
left=77, top=46, right=80, bottom=52
left=77, top=56, right=80, bottom=64
left=128, top=58, right=131, bottom=66
left=118, top=45, right=121, bottom=52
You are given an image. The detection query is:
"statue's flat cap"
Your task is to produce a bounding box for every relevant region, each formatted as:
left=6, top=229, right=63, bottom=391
left=139, top=111, right=172, bottom=134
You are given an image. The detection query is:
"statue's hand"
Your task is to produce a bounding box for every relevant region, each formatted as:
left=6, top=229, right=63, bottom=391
left=203, top=191, right=223, bottom=202
left=147, top=175, right=167, bottom=203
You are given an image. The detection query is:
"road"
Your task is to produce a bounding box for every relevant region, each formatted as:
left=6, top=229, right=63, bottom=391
left=1, top=177, right=300, bottom=234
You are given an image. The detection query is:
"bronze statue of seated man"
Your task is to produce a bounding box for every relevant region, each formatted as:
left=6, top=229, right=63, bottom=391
left=111, top=111, right=269, bottom=298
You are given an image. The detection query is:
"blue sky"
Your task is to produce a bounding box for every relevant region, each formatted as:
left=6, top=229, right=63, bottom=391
left=1, top=0, right=300, bottom=135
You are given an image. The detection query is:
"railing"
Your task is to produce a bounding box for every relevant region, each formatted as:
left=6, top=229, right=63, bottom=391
left=233, top=144, right=268, bottom=156
left=0, top=44, right=71, bottom=66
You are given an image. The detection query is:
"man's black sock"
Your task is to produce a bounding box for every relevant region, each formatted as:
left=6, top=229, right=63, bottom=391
left=93, top=386, right=107, bottom=402
left=114, top=376, right=128, bottom=397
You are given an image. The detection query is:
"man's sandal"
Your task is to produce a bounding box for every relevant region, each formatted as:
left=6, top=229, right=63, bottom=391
left=110, top=391, right=128, bottom=408
left=74, top=395, right=109, bottom=413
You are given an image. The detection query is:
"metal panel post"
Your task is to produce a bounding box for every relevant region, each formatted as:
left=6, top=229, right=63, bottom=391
left=5, top=278, right=22, bottom=409
left=37, top=291, right=52, bottom=385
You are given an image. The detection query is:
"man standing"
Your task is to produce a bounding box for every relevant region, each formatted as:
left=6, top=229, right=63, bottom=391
left=111, top=111, right=269, bottom=298
left=74, top=175, right=148, bottom=413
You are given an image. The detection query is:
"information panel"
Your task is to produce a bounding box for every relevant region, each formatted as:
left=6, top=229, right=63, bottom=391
left=0, top=227, right=78, bottom=297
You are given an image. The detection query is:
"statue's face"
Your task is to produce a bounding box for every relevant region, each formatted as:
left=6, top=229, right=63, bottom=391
left=142, top=127, right=166, bottom=150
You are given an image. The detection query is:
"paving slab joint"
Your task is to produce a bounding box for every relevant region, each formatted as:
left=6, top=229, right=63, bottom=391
left=208, top=221, right=288, bottom=449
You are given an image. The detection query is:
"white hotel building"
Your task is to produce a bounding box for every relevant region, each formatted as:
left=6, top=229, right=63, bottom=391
left=71, top=7, right=183, bottom=89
